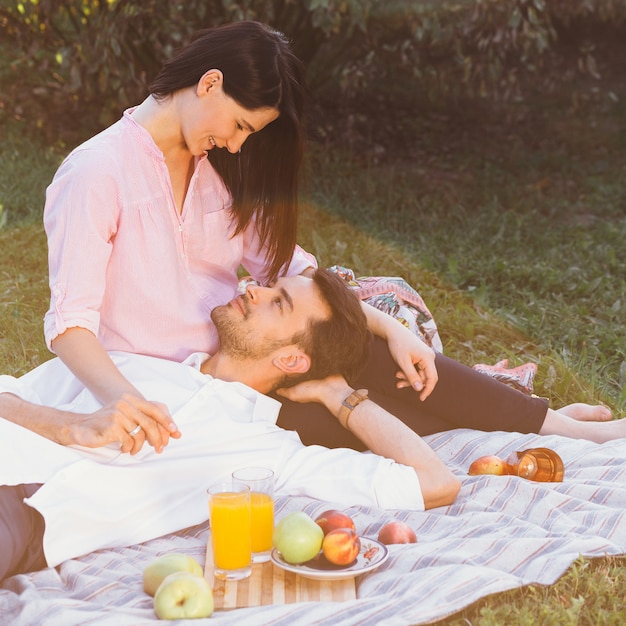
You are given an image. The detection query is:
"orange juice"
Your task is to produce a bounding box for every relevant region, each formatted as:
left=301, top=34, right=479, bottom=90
left=209, top=492, right=251, bottom=570
left=250, top=491, right=274, bottom=553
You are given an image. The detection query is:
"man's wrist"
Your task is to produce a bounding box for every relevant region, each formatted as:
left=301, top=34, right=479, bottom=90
left=337, top=389, right=369, bottom=430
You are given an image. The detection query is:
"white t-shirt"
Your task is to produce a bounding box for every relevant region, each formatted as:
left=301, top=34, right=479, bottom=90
left=0, top=352, right=424, bottom=566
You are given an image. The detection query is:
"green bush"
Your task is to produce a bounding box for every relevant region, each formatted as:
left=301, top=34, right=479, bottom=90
left=0, top=0, right=374, bottom=141
left=1, top=0, right=624, bottom=143
left=348, top=0, right=626, bottom=105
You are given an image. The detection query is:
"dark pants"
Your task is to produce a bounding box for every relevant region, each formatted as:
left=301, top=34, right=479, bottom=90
left=276, top=336, right=548, bottom=450
left=0, top=484, right=46, bottom=581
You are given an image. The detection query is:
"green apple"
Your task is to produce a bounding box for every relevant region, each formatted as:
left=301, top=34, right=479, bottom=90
left=153, top=571, right=214, bottom=620
left=272, top=511, right=324, bottom=564
left=143, top=553, right=204, bottom=597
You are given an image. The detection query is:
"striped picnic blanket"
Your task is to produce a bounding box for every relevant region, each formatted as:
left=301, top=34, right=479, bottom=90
left=2, top=428, right=625, bottom=625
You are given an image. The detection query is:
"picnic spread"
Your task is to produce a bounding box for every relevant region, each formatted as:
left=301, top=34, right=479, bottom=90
left=2, top=427, right=625, bottom=625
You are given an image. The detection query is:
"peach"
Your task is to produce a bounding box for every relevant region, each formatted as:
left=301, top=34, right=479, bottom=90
left=377, top=520, right=417, bottom=545
left=321, top=528, right=361, bottom=566
left=468, top=454, right=515, bottom=476
left=315, top=509, right=356, bottom=536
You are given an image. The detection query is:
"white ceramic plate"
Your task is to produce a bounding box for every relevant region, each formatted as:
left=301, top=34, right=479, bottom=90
left=271, top=537, right=388, bottom=581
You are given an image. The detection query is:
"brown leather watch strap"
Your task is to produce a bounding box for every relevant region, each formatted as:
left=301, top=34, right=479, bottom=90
left=337, top=389, right=369, bottom=430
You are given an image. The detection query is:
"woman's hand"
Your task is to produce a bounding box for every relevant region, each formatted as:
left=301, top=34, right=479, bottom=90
left=385, top=327, right=438, bottom=400
left=69, top=395, right=181, bottom=455
left=0, top=391, right=180, bottom=455
left=50, top=328, right=180, bottom=453
left=361, top=301, right=438, bottom=400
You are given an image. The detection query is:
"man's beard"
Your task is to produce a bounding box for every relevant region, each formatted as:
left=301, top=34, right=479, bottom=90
left=211, top=302, right=288, bottom=360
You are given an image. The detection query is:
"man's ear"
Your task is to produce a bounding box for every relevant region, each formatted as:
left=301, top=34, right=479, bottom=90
left=197, top=69, right=223, bottom=96
left=272, top=349, right=311, bottom=375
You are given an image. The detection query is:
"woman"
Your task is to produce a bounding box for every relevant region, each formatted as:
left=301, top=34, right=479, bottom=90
left=44, top=22, right=306, bottom=448
left=43, top=21, right=436, bottom=454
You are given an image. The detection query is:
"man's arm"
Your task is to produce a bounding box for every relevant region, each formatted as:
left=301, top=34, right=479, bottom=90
left=0, top=392, right=180, bottom=454
left=277, top=377, right=461, bottom=509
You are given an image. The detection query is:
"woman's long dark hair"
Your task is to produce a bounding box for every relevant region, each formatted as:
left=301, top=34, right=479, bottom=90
left=150, top=21, right=306, bottom=282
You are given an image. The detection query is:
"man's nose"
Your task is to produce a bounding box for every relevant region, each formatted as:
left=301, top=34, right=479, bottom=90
left=246, top=283, right=275, bottom=306
left=245, top=284, right=257, bottom=302
left=245, top=283, right=266, bottom=303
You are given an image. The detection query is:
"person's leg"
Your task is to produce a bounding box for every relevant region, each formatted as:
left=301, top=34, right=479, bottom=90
left=358, top=336, right=549, bottom=435
left=0, top=484, right=47, bottom=581
left=558, top=403, right=612, bottom=421
left=366, top=339, right=626, bottom=442
left=539, top=409, right=626, bottom=443
left=276, top=335, right=549, bottom=447
left=278, top=335, right=623, bottom=447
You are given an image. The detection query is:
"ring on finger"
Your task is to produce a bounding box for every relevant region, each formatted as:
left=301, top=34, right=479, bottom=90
left=128, top=424, right=143, bottom=437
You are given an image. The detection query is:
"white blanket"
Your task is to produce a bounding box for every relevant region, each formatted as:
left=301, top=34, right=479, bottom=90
left=2, top=428, right=625, bottom=625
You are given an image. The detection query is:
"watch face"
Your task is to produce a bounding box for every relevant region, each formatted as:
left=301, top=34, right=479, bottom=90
left=344, top=390, right=368, bottom=409
left=338, top=390, right=368, bottom=429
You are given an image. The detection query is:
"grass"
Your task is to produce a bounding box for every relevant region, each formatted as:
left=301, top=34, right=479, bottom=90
left=0, top=123, right=65, bottom=374
left=0, top=223, right=50, bottom=374
left=1, top=79, right=625, bottom=623
left=438, top=556, right=626, bottom=626
left=303, top=91, right=626, bottom=413
left=0, top=125, right=65, bottom=227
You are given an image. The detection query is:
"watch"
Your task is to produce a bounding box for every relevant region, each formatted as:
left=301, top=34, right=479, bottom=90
left=337, top=389, right=369, bottom=430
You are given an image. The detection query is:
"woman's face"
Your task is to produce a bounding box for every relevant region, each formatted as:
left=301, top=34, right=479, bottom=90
left=183, top=70, right=279, bottom=156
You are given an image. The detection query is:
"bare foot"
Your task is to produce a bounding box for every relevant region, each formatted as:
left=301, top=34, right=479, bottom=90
left=558, top=403, right=613, bottom=422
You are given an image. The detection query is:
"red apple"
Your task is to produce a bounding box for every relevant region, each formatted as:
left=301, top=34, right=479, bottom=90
left=377, top=520, right=417, bottom=545
left=468, top=454, right=515, bottom=476
left=321, top=528, right=361, bottom=565
left=315, top=509, right=356, bottom=536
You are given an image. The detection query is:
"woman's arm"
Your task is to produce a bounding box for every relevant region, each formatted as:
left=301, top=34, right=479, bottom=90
left=51, top=327, right=179, bottom=451
left=277, top=376, right=460, bottom=509
left=298, top=262, right=438, bottom=398
left=0, top=389, right=180, bottom=455
left=300, top=267, right=438, bottom=398
left=361, top=302, right=438, bottom=400
left=52, top=328, right=144, bottom=404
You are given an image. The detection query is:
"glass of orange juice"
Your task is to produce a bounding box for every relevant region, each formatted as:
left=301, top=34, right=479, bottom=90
left=207, top=481, right=252, bottom=580
left=232, top=467, right=274, bottom=563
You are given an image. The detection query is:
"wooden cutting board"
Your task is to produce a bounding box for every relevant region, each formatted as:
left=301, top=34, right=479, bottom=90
left=204, top=535, right=356, bottom=609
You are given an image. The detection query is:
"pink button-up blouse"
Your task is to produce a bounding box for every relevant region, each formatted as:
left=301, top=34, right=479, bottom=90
left=43, top=109, right=316, bottom=361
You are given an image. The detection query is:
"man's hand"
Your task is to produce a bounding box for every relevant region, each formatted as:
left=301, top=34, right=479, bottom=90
left=69, top=395, right=180, bottom=455
left=276, top=375, right=350, bottom=407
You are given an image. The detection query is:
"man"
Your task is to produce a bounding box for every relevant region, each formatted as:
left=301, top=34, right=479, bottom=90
left=0, top=269, right=460, bottom=581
